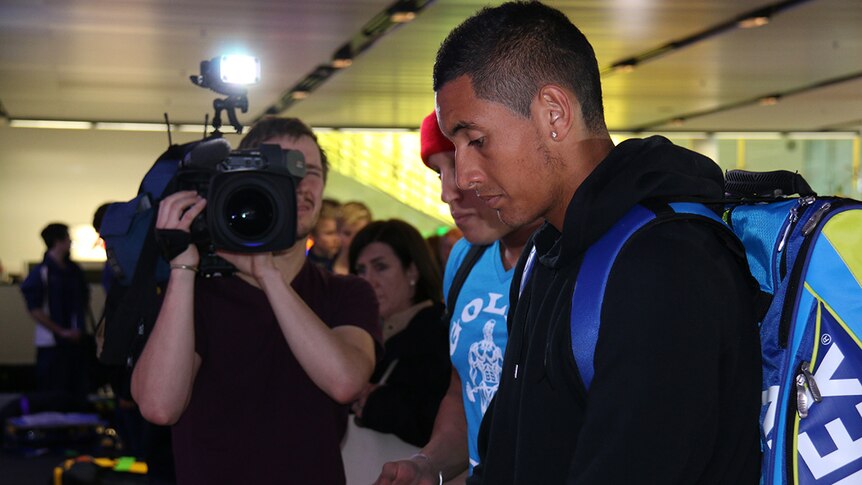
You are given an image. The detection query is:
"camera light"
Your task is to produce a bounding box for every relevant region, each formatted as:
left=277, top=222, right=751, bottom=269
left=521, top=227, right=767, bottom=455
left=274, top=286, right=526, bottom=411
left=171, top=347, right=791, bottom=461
left=218, top=55, right=260, bottom=85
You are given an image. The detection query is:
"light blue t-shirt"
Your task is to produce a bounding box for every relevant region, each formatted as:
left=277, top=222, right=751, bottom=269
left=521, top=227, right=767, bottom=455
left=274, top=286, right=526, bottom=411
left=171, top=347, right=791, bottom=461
left=443, top=238, right=512, bottom=472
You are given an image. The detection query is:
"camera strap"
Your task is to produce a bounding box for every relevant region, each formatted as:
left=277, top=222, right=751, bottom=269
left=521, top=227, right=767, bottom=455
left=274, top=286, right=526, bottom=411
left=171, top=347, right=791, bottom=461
left=154, top=228, right=191, bottom=262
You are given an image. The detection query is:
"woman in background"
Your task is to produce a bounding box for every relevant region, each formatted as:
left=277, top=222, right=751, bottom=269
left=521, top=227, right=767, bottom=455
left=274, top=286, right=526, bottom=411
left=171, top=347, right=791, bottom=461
left=333, top=201, right=372, bottom=275
left=348, top=219, right=448, bottom=446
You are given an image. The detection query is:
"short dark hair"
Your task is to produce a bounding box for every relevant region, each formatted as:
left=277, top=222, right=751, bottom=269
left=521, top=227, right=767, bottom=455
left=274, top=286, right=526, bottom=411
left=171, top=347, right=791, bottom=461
left=348, top=219, right=443, bottom=305
left=41, top=223, right=69, bottom=249
left=433, top=1, right=606, bottom=133
left=239, top=116, right=330, bottom=182
left=92, top=202, right=112, bottom=232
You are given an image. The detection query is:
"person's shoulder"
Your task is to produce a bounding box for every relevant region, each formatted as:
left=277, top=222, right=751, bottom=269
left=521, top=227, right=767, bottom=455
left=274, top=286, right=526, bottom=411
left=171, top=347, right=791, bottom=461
left=616, top=217, right=743, bottom=280
left=408, top=302, right=448, bottom=339
left=446, top=238, right=496, bottom=275
left=20, top=263, right=45, bottom=287
left=447, top=237, right=473, bottom=267
left=636, top=135, right=717, bottom=167
left=416, top=301, right=445, bottom=321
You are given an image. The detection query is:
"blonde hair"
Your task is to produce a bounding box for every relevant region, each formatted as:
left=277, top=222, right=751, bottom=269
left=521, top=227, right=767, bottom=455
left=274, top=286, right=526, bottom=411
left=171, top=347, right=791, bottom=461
left=338, top=201, right=372, bottom=228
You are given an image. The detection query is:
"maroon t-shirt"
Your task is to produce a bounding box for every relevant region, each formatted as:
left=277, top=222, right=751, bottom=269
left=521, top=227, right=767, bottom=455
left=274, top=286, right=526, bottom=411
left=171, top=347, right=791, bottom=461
left=171, top=261, right=380, bottom=485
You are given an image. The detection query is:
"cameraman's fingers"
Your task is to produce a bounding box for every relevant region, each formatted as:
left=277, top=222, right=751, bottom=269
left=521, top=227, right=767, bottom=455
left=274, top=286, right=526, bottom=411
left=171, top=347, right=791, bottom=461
left=156, top=191, right=202, bottom=229
left=373, top=462, right=398, bottom=485
left=156, top=191, right=193, bottom=227
left=178, top=196, right=207, bottom=230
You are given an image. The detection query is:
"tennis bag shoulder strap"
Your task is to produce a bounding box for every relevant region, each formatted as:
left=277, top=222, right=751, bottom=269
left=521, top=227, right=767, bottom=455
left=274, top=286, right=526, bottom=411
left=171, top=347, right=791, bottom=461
left=571, top=201, right=729, bottom=389
left=519, top=202, right=730, bottom=389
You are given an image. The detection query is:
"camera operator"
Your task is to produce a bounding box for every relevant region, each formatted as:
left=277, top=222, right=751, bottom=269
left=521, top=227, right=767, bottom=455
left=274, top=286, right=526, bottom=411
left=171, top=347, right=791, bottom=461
left=131, top=117, right=381, bottom=485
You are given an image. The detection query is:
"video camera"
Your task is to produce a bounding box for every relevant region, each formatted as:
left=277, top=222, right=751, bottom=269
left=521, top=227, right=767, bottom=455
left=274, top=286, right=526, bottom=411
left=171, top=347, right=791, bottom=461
left=174, top=138, right=307, bottom=275
left=97, top=54, right=310, bottom=364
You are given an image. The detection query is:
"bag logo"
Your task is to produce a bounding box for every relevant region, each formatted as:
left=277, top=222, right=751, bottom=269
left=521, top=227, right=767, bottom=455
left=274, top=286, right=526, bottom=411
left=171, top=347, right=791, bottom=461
left=796, top=312, right=862, bottom=482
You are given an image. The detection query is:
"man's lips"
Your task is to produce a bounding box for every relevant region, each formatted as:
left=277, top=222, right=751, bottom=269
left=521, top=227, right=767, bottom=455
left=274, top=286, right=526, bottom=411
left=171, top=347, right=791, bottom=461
left=451, top=211, right=475, bottom=224
left=297, top=200, right=313, bottom=212
left=479, top=194, right=502, bottom=208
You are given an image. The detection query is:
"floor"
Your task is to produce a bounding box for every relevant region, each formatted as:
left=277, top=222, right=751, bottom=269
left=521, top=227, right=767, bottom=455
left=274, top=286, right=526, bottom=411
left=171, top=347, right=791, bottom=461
left=0, top=448, right=72, bottom=485
left=0, top=392, right=155, bottom=485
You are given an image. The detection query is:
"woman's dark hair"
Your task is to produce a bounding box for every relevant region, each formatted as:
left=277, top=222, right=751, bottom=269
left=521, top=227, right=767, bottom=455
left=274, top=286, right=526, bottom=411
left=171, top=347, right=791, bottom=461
left=348, top=219, right=443, bottom=304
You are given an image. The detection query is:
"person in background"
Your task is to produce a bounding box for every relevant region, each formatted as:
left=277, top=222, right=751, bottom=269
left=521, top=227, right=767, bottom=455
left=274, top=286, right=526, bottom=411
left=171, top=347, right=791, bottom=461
left=426, top=227, right=463, bottom=274
left=131, top=116, right=381, bottom=485
left=308, top=198, right=343, bottom=271
left=348, top=219, right=448, bottom=447
left=434, top=2, right=761, bottom=483
left=20, top=223, right=91, bottom=398
left=92, top=202, right=115, bottom=292
left=333, top=200, right=373, bottom=274
left=374, top=112, right=541, bottom=484
left=438, top=227, right=462, bottom=269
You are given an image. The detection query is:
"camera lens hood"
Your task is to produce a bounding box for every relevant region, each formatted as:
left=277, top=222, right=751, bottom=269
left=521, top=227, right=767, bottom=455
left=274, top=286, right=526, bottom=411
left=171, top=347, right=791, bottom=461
left=206, top=171, right=298, bottom=252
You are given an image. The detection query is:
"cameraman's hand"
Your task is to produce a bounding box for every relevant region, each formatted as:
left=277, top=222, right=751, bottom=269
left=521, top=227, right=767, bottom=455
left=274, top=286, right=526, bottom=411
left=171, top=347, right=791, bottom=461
left=374, top=456, right=442, bottom=485
left=215, top=251, right=279, bottom=282
left=156, top=191, right=207, bottom=266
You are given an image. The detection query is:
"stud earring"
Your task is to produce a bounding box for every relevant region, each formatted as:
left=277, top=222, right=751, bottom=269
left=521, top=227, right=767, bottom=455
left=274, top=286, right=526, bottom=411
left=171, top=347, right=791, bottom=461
left=551, top=131, right=558, bottom=140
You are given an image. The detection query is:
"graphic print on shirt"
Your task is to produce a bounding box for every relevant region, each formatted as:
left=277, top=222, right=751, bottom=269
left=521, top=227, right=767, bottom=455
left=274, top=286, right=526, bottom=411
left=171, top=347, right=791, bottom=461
left=466, top=320, right=504, bottom=413
left=450, top=319, right=462, bottom=354
left=451, top=292, right=506, bottom=414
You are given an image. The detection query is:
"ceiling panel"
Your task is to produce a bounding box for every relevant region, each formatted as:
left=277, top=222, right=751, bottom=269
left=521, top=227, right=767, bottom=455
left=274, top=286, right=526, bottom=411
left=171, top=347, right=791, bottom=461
left=1, top=0, right=860, bottom=133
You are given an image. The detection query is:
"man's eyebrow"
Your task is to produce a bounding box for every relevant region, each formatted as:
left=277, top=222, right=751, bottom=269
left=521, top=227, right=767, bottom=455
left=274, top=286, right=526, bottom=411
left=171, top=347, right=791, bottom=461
left=449, top=121, right=476, bottom=136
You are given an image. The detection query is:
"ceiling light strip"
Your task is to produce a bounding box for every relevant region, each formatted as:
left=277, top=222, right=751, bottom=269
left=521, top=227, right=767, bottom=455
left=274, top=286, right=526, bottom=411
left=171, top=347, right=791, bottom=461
left=601, top=0, right=813, bottom=75
left=9, top=119, right=93, bottom=130
left=630, top=70, right=862, bottom=133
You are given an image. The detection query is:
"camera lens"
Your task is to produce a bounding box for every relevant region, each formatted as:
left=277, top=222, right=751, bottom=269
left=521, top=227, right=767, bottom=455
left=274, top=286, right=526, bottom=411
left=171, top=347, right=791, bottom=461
left=224, top=187, right=274, bottom=239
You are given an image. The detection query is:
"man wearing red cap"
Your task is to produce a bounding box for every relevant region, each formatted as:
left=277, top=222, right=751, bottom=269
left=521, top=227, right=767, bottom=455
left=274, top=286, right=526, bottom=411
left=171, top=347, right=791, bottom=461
left=374, top=112, right=540, bottom=484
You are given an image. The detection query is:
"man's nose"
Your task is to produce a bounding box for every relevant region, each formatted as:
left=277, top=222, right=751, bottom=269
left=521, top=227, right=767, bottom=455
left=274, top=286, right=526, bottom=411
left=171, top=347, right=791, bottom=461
left=455, top=150, right=483, bottom=193
left=440, top=169, right=462, bottom=204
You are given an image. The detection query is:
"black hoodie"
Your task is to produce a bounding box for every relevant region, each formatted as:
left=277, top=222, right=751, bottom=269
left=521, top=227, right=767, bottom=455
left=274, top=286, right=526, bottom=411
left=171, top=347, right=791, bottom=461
left=469, top=136, right=762, bottom=484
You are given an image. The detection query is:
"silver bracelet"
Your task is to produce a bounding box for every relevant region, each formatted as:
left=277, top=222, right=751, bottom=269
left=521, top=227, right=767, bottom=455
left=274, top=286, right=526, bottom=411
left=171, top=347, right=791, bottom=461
left=170, top=263, right=199, bottom=273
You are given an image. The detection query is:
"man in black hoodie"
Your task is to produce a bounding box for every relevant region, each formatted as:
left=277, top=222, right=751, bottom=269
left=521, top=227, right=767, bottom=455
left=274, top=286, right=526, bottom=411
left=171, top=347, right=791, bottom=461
left=433, top=2, right=762, bottom=484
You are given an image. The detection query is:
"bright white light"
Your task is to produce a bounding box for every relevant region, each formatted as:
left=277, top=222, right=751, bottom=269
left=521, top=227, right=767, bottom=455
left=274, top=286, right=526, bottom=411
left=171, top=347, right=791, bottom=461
left=219, top=55, right=260, bottom=85
left=71, top=224, right=106, bottom=262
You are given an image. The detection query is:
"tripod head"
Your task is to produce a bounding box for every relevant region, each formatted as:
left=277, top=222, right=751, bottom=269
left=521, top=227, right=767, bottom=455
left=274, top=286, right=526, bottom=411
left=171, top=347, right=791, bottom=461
left=190, top=55, right=260, bottom=134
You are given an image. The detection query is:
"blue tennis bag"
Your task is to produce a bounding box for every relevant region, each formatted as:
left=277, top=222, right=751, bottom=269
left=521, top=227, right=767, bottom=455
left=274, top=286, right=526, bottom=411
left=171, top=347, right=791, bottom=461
left=520, top=169, right=862, bottom=484
left=724, top=170, right=862, bottom=484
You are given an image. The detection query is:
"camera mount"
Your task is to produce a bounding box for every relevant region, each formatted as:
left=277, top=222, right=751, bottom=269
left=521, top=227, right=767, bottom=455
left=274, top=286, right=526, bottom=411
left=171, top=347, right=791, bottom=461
left=212, top=94, right=248, bottom=135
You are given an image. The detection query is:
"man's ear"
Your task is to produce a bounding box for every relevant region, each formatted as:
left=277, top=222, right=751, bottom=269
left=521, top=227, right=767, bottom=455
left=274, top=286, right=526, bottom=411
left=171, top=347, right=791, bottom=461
left=535, top=85, right=578, bottom=142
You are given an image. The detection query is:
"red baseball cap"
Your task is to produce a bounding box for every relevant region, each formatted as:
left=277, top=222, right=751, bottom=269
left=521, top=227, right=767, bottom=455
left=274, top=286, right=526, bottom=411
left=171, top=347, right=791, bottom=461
left=420, top=111, right=455, bottom=168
